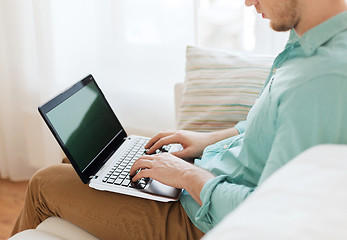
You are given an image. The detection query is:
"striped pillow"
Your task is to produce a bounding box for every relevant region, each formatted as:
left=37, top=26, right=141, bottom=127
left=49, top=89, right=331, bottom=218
left=178, top=46, right=274, bottom=132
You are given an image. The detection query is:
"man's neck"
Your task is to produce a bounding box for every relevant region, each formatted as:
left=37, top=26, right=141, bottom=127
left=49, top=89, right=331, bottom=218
left=295, top=0, right=347, bottom=36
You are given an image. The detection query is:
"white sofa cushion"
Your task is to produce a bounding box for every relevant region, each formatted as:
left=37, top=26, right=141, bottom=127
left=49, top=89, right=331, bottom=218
left=9, top=229, right=63, bottom=240
left=10, top=217, right=99, bottom=240
left=178, top=46, right=274, bottom=132
left=203, top=144, right=347, bottom=240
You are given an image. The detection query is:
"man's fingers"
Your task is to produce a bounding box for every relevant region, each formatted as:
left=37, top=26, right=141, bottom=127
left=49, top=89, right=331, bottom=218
left=145, top=130, right=175, bottom=149
left=131, top=168, right=153, bottom=182
left=129, top=158, right=153, bottom=176
left=146, top=134, right=180, bottom=154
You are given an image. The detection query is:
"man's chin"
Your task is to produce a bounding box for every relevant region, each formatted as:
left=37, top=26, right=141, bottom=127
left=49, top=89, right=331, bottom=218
left=270, top=21, right=293, bottom=32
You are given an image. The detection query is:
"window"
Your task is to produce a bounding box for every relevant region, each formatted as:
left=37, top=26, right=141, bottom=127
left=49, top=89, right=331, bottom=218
left=196, top=0, right=289, bottom=55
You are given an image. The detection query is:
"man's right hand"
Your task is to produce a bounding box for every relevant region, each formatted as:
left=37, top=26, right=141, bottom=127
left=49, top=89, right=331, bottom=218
left=145, top=130, right=213, bottom=160
left=145, top=128, right=240, bottom=160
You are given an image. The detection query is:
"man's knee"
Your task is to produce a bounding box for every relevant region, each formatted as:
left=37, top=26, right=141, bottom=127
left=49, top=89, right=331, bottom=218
left=28, top=164, right=72, bottom=196
left=30, top=164, right=60, bottom=184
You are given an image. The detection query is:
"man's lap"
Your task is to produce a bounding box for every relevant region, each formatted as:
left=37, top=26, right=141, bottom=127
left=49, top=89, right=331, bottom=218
left=17, top=164, right=203, bottom=239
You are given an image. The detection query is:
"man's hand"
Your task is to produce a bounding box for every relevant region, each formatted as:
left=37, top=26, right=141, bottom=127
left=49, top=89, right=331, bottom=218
left=129, top=152, right=214, bottom=205
left=144, top=130, right=210, bottom=160
left=145, top=128, right=240, bottom=160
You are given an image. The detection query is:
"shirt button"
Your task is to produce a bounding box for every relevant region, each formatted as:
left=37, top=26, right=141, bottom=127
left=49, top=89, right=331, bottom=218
left=223, top=145, right=228, bottom=149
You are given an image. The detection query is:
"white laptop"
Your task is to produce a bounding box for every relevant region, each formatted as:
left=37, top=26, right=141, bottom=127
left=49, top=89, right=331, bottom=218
left=38, top=74, right=182, bottom=202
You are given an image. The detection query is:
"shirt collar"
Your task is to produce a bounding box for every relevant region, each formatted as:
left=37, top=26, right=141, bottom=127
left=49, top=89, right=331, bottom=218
left=286, top=11, right=347, bottom=56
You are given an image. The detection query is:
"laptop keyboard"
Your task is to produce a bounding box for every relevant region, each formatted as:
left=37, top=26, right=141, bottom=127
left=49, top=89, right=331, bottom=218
left=102, top=138, right=172, bottom=189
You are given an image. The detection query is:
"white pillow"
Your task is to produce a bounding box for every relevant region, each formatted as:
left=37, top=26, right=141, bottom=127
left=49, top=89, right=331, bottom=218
left=203, top=144, right=347, bottom=240
left=178, top=46, right=274, bottom=132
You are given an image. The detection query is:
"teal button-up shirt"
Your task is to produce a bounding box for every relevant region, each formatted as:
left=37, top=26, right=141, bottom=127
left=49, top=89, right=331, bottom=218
left=180, top=12, right=347, bottom=233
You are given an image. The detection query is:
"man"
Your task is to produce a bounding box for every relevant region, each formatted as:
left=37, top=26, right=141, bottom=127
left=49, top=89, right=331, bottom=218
left=12, top=0, right=347, bottom=239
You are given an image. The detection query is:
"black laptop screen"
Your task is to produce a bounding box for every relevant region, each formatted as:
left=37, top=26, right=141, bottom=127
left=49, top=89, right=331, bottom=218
left=46, top=80, right=122, bottom=171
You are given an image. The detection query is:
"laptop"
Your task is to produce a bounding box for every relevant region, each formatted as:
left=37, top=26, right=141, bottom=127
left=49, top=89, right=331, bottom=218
left=38, top=74, right=182, bottom=202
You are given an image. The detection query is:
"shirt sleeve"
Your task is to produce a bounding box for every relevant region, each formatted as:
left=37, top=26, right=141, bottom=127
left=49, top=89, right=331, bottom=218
left=195, top=175, right=254, bottom=227
left=234, top=120, right=247, bottom=134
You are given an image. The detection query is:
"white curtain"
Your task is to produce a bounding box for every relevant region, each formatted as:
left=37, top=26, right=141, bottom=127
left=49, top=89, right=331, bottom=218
left=0, top=0, right=62, bottom=180
left=0, top=0, right=195, bottom=180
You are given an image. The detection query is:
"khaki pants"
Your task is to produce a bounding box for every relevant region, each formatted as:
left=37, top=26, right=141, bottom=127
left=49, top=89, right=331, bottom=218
left=12, top=164, right=204, bottom=240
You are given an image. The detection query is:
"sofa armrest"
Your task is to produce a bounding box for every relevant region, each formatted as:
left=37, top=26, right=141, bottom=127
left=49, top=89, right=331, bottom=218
left=203, top=144, right=347, bottom=240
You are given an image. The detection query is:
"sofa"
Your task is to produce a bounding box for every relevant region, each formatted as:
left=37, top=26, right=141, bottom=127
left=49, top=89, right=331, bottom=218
left=10, top=46, right=347, bottom=239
